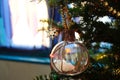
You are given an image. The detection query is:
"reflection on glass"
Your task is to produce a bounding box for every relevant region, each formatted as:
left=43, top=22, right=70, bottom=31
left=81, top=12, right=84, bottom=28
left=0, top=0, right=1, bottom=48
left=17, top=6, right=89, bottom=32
left=50, top=41, right=89, bottom=76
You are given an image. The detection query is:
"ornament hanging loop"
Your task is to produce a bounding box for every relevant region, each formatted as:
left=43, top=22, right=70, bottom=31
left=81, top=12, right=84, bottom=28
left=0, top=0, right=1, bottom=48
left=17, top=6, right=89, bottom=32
left=60, top=1, right=72, bottom=30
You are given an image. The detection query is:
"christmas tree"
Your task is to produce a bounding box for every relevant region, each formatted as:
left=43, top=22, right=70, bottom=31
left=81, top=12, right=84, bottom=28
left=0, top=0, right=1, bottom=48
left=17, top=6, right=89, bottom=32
left=34, top=0, right=120, bottom=80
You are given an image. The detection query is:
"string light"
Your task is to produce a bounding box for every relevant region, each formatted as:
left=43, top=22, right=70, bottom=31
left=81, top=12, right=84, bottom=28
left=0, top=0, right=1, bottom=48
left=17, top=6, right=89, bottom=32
left=100, top=0, right=120, bottom=17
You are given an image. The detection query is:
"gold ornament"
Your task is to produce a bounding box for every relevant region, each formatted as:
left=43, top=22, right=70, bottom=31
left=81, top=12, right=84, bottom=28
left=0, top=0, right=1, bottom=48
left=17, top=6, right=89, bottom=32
left=108, top=7, right=113, bottom=12
left=113, top=9, right=117, bottom=14
left=104, top=2, right=108, bottom=6
left=100, top=0, right=120, bottom=17
left=117, top=12, right=120, bottom=17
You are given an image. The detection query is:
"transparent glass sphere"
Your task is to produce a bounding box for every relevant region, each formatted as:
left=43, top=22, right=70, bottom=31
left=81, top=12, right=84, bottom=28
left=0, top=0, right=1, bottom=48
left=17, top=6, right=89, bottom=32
left=50, top=41, right=89, bottom=76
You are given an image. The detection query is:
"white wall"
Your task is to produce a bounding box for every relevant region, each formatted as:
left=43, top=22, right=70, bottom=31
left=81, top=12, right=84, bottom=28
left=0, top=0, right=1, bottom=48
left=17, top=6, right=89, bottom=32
left=0, top=60, right=51, bottom=80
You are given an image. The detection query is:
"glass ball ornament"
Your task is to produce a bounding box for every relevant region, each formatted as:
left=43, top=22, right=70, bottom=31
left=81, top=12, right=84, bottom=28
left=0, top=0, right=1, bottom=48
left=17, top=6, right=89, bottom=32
left=50, top=30, right=90, bottom=76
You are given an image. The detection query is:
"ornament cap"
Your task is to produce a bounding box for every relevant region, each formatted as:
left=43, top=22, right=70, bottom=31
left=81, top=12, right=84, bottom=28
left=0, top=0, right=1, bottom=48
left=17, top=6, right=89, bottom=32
left=63, top=29, right=75, bottom=42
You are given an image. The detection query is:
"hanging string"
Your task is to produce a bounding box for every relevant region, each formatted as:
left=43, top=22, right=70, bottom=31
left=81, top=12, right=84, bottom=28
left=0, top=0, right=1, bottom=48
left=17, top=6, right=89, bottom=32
left=60, top=0, right=73, bottom=30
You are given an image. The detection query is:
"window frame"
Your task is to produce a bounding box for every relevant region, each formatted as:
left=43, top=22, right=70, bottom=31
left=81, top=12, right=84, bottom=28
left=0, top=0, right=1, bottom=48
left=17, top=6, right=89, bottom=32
left=0, top=0, right=54, bottom=64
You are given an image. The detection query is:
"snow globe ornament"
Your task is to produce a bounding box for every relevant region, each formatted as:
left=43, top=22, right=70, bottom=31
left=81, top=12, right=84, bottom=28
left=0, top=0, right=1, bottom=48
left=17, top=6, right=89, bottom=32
left=50, top=30, right=90, bottom=76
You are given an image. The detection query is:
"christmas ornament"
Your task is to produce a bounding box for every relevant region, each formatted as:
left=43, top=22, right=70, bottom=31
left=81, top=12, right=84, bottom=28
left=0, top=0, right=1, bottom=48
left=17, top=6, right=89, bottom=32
left=50, top=29, right=89, bottom=76
left=49, top=1, right=89, bottom=76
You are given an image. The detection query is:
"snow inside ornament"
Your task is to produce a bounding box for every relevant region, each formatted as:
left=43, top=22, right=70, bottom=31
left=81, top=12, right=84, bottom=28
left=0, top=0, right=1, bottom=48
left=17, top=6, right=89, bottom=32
left=50, top=30, right=90, bottom=76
